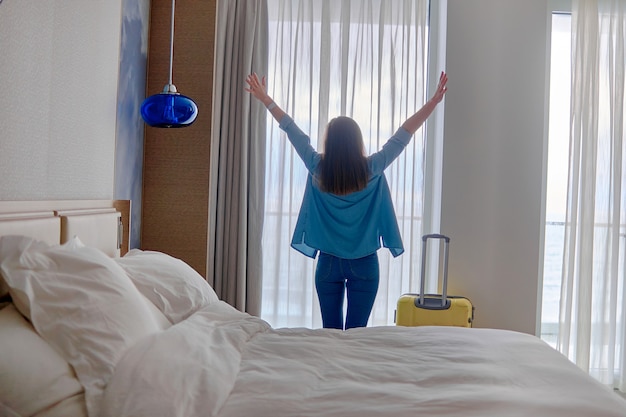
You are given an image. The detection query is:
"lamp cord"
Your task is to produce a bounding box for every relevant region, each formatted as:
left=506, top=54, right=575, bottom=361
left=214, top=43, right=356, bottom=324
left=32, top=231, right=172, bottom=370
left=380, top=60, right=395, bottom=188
left=168, top=0, right=175, bottom=86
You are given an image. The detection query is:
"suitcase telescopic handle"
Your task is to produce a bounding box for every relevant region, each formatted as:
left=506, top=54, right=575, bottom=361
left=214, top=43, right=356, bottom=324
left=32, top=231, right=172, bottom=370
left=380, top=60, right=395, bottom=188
left=419, top=234, right=450, bottom=307
left=422, top=233, right=450, bottom=243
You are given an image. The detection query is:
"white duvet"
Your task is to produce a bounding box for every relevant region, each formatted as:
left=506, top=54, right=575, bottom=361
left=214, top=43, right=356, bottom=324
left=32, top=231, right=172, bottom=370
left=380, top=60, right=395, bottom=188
left=101, top=301, right=626, bottom=417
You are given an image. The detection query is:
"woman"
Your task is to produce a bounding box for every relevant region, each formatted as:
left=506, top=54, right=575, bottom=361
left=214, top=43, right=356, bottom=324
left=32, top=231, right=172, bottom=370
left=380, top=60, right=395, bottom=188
left=245, top=72, right=448, bottom=330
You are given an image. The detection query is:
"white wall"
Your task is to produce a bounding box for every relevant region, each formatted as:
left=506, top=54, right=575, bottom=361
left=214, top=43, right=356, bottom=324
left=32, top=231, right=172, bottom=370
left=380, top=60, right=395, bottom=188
left=442, top=0, right=549, bottom=334
left=0, top=0, right=122, bottom=200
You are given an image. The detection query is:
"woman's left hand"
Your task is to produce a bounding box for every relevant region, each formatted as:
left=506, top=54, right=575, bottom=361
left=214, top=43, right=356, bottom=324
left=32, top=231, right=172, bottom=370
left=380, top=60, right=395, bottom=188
left=245, top=73, right=272, bottom=106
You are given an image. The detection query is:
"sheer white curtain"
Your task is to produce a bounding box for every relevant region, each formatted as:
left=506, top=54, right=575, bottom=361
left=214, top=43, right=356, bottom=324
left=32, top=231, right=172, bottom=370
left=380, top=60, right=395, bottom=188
left=559, top=0, right=626, bottom=389
left=260, top=0, right=430, bottom=328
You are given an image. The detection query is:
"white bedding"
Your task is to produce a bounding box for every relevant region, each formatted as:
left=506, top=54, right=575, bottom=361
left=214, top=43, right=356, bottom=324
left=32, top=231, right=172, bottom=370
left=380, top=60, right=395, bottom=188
left=101, top=301, right=626, bottom=417
left=1, top=236, right=625, bottom=417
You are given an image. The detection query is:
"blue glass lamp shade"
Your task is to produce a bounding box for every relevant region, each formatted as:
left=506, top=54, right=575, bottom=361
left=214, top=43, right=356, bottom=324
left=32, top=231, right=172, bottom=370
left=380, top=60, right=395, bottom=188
left=141, top=85, right=198, bottom=128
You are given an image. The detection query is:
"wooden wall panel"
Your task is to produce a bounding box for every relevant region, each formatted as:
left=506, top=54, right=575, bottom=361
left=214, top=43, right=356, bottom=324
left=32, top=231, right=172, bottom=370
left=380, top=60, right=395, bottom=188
left=141, top=0, right=216, bottom=277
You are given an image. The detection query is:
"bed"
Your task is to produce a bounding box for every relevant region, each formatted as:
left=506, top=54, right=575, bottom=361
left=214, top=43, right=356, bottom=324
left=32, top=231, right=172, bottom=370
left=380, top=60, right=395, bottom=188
left=1, top=200, right=625, bottom=417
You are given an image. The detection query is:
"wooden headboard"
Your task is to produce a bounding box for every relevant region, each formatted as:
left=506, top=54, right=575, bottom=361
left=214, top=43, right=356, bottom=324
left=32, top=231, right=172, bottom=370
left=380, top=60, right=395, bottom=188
left=0, top=200, right=131, bottom=256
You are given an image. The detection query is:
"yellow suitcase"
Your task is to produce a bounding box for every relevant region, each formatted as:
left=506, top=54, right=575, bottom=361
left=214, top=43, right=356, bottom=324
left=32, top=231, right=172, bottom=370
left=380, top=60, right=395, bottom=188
left=396, top=234, right=474, bottom=327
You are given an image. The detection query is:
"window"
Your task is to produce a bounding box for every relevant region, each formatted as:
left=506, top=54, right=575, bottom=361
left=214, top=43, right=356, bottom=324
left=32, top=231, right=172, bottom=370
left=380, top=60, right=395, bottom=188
left=541, top=2, right=626, bottom=389
left=260, top=0, right=443, bottom=328
left=541, top=11, right=571, bottom=347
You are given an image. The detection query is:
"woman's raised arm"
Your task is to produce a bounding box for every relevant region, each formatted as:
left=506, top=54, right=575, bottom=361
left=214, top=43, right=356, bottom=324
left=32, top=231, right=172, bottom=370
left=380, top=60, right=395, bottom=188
left=401, top=71, right=448, bottom=135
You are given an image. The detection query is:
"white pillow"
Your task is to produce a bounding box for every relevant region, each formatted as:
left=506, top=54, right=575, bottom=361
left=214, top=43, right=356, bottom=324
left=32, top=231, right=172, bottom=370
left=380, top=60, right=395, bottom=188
left=0, top=235, right=164, bottom=417
left=115, top=249, right=219, bottom=323
left=0, top=304, right=85, bottom=417
left=60, top=236, right=171, bottom=331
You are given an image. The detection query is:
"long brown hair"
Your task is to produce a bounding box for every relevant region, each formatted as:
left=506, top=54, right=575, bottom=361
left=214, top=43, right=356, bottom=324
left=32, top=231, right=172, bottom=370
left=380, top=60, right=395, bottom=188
left=317, top=116, right=369, bottom=195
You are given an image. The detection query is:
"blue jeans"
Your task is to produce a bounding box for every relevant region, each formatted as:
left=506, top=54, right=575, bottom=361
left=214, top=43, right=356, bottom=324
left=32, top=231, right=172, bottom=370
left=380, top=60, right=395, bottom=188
left=315, top=252, right=379, bottom=330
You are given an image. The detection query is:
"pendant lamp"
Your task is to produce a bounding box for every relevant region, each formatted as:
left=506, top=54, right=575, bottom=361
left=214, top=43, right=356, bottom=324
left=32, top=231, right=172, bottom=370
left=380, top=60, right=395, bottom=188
left=141, top=0, right=198, bottom=128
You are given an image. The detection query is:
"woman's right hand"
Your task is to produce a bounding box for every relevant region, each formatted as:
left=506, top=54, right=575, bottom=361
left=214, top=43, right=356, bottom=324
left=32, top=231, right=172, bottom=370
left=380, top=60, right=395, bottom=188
left=430, top=71, right=448, bottom=104
left=400, top=71, right=448, bottom=134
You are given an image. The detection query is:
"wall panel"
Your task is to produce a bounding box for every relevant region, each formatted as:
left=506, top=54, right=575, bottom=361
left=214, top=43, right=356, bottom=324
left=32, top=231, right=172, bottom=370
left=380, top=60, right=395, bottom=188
left=0, top=0, right=122, bottom=200
left=141, top=0, right=216, bottom=277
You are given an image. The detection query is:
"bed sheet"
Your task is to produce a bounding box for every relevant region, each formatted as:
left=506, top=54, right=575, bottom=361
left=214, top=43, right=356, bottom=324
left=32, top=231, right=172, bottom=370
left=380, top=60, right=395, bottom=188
left=100, top=301, right=626, bottom=417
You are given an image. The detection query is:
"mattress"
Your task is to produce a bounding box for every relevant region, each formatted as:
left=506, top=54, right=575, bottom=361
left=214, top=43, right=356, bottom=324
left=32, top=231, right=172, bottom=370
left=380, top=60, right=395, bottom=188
left=101, top=301, right=626, bottom=417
